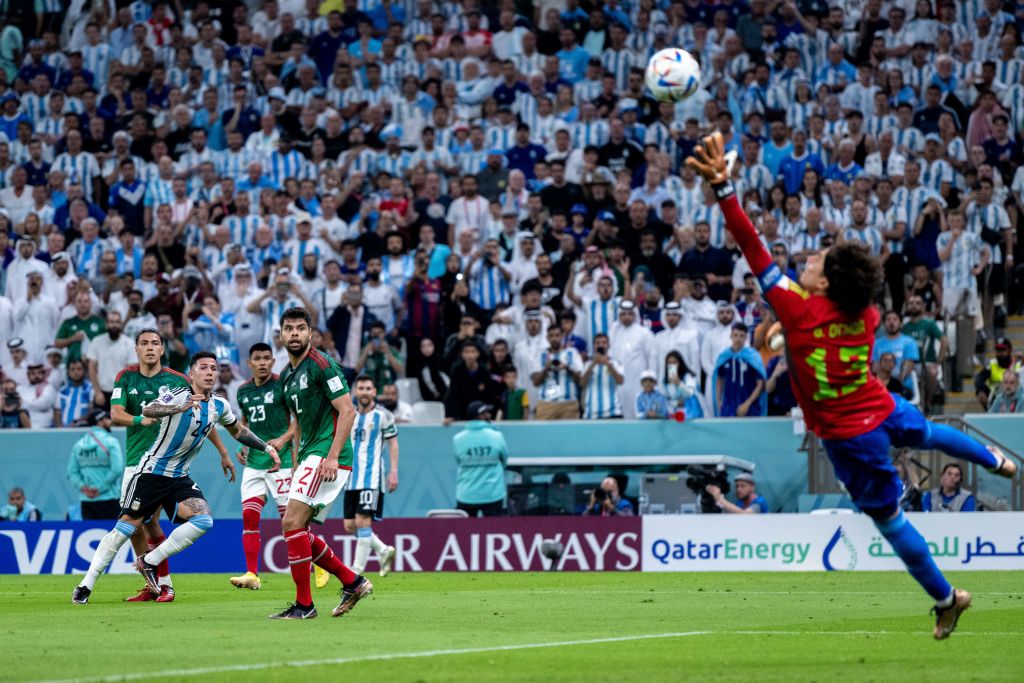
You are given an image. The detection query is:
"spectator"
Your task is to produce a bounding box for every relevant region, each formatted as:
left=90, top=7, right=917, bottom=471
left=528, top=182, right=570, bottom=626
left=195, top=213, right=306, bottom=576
left=609, top=300, right=653, bottom=418
left=635, top=370, right=669, bottom=420
left=662, top=350, right=705, bottom=420
left=0, top=487, right=41, bottom=521
left=379, top=382, right=413, bottom=424
left=54, top=290, right=106, bottom=365
left=872, top=310, right=920, bottom=398
left=444, top=342, right=500, bottom=422
left=66, top=409, right=123, bottom=520
left=416, top=338, right=450, bottom=403
left=85, top=310, right=135, bottom=408
left=531, top=323, right=583, bottom=420
left=700, top=302, right=737, bottom=396
left=452, top=401, right=508, bottom=517
left=4, top=337, right=31, bottom=387
left=22, top=361, right=57, bottom=428
left=975, top=338, right=1024, bottom=411
left=325, top=283, right=378, bottom=375
left=356, top=320, right=404, bottom=389
left=582, top=476, right=634, bottom=516
left=705, top=473, right=768, bottom=514
left=987, top=371, right=1024, bottom=414
left=581, top=332, right=624, bottom=420
left=876, top=352, right=915, bottom=400
left=0, top=379, right=30, bottom=429
left=498, top=367, right=529, bottom=421
left=56, top=358, right=94, bottom=427
left=922, top=464, right=976, bottom=512
left=713, top=323, right=767, bottom=418
left=901, top=295, right=947, bottom=411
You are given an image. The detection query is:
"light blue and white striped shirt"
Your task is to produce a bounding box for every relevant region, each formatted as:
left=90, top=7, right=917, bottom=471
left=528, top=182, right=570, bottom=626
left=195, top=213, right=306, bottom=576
left=583, top=295, right=620, bottom=350
left=582, top=358, right=624, bottom=419
left=138, top=392, right=237, bottom=478
left=470, top=261, right=511, bottom=311
left=348, top=405, right=398, bottom=492
left=59, top=380, right=94, bottom=426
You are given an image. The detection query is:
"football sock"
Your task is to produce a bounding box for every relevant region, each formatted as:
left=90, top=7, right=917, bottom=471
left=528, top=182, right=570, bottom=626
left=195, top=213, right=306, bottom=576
left=147, top=533, right=173, bottom=587
left=921, top=423, right=999, bottom=469
left=309, top=531, right=359, bottom=585
left=80, top=521, right=134, bottom=590
left=353, top=527, right=373, bottom=574
left=370, top=533, right=388, bottom=553
left=285, top=528, right=313, bottom=605
left=874, top=512, right=952, bottom=603
left=241, top=497, right=265, bottom=574
left=147, top=516, right=212, bottom=565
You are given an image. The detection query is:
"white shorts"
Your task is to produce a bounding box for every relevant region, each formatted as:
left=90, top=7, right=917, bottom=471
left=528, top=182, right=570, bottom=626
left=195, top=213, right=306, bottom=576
left=942, top=286, right=979, bottom=318
left=119, top=464, right=138, bottom=506
left=240, top=466, right=292, bottom=507
left=288, top=455, right=350, bottom=524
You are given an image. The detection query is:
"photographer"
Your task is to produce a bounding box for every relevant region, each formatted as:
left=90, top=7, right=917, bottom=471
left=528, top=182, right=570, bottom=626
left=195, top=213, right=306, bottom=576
left=705, top=473, right=768, bottom=514
left=582, top=476, right=634, bottom=516
left=0, top=379, right=30, bottom=429
left=531, top=324, right=583, bottom=420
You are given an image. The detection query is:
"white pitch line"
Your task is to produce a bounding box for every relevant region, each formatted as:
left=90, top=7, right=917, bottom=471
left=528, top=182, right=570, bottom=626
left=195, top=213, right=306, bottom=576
left=23, top=630, right=1024, bottom=683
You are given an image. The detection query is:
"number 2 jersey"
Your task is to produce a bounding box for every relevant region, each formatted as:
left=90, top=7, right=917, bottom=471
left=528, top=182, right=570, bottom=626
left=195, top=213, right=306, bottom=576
left=111, top=365, right=191, bottom=467
left=348, top=404, right=398, bottom=491
left=138, top=393, right=238, bottom=477
left=236, top=375, right=294, bottom=469
left=716, top=184, right=895, bottom=440
left=280, top=347, right=354, bottom=467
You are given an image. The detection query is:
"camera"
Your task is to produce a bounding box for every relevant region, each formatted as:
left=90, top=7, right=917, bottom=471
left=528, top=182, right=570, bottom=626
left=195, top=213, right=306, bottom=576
left=592, top=487, right=607, bottom=502
left=685, top=464, right=730, bottom=514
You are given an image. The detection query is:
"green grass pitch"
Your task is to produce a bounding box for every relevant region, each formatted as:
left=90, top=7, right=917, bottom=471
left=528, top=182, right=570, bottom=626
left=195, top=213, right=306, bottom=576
left=5, top=572, right=1024, bottom=682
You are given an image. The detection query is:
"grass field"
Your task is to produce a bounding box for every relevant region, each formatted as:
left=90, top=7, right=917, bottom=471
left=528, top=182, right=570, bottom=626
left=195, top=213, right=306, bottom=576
left=6, top=571, right=1024, bottom=682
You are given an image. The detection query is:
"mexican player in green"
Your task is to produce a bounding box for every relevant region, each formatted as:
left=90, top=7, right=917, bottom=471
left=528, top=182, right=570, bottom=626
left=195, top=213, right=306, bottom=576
left=269, top=307, right=372, bottom=620
left=109, top=328, right=234, bottom=603
left=230, top=342, right=296, bottom=591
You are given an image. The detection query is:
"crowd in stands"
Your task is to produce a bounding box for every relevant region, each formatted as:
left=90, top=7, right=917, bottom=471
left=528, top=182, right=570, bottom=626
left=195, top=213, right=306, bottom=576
left=0, top=0, right=1023, bottom=427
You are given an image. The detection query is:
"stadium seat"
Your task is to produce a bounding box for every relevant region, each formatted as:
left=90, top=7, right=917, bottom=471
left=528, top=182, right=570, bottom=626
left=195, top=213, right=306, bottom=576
left=396, top=378, right=422, bottom=405
left=410, top=401, right=445, bottom=424
left=426, top=509, right=469, bottom=519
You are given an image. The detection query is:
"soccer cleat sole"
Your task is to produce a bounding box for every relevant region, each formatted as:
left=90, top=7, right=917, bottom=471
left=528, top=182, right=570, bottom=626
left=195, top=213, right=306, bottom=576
left=934, top=589, right=972, bottom=640
left=331, top=579, right=373, bottom=617
left=379, top=547, right=396, bottom=577
left=134, top=557, right=160, bottom=595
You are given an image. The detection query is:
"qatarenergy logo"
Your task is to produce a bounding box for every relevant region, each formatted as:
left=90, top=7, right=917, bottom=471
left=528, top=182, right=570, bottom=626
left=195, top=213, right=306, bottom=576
left=821, top=526, right=858, bottom=571
left=650, top=538, right=811, bottom=565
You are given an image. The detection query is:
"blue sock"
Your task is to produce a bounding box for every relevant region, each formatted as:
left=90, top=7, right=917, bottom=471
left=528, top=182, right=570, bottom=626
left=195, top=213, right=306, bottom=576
left=875, top=512, right=952, bottom=603
left=920, top=423, right=998, bottom=469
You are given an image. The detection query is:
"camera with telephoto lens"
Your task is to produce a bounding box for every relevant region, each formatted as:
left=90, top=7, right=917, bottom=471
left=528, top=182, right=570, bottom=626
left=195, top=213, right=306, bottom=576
left=685, top=464, right=730, bottom=513
left=592, top=486, right=607, bottom=502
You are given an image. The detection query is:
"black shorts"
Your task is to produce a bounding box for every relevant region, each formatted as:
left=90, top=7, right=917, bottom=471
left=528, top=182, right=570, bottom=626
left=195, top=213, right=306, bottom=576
left=81, top=499, right=121, bottom=520
left=120, top=472, right=206, bottom=521
left=343, top=489, right=384, bottom=520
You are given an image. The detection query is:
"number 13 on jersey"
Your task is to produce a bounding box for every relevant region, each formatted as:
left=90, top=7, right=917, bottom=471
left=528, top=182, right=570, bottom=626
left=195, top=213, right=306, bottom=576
left=805, top=344, right=869, bottom=401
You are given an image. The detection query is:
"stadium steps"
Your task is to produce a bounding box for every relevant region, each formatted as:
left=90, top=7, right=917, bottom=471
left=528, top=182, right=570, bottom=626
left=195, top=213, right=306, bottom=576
left=940, top=316, right=1024, bottom=416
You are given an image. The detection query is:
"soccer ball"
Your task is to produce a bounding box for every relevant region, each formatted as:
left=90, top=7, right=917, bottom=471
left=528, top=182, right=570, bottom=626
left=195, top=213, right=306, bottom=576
left=645, top=48, right=701, bottom=102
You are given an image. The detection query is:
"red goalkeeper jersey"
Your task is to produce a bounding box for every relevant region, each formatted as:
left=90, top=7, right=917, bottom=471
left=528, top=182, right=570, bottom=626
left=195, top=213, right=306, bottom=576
left=716, top=186, right=895, bottom=440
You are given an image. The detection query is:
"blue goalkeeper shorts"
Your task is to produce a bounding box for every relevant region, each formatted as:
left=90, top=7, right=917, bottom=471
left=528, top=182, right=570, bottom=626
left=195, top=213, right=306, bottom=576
left=821, top=395, right=930, bottom=518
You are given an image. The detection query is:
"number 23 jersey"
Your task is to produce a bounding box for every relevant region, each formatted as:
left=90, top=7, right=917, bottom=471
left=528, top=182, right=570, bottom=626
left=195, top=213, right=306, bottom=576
left=763, top=275, right=895, bottom=440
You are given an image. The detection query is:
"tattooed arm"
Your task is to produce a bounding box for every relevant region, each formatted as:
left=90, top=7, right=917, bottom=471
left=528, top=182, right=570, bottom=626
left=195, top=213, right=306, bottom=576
left=142, top=397, right=199, bottom=418
left=226, top=421, right=281, bottom=472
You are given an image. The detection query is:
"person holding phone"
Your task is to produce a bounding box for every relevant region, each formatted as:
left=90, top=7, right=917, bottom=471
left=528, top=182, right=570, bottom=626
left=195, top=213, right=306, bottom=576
left=356, top=321, right=404, bottom=389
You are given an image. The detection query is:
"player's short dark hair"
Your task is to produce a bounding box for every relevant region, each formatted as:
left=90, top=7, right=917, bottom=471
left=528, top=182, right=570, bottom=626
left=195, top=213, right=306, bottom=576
left=135, top=327, right=162, bottom=344
left=354, top=374, right=376, bottom=387
left=248, top=342, right=273, bottom=356
left=280, top=307, right=311, bottom=327
left=191, top=350, right=217, bottom=366
left=823, top=242, right=882, bottom=317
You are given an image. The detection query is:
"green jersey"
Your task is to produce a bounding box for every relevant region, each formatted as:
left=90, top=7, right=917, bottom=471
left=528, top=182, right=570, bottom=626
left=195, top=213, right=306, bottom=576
left=111, top=365, right=191, bottom=467
left=236, top=375, right=294, bottom=469
left=902, top=318, right=945, bottom=363
left=280, top=348, right=353, bottom=466
left=57, top=315, right=107, bottom=364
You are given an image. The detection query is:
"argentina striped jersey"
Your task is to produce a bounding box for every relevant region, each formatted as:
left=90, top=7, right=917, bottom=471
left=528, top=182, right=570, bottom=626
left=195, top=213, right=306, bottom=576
left=139, top=391, right=237, bottom=478
left=348, top=404, right=398, bottom=491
